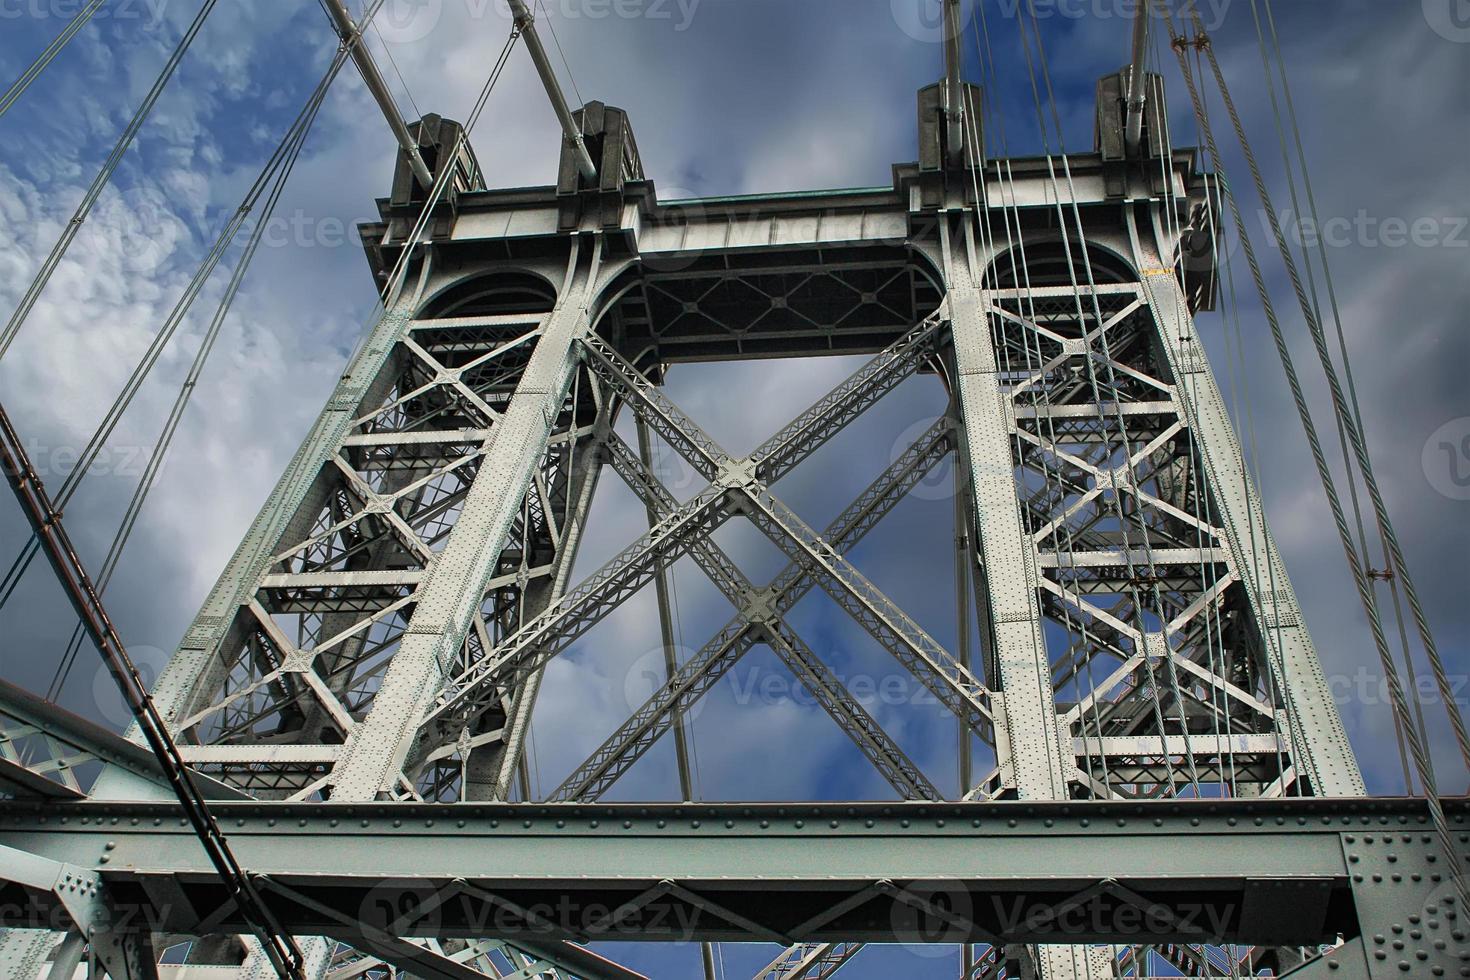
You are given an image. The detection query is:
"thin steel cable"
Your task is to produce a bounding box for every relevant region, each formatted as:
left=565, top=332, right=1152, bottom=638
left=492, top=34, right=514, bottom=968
left=1182, top=27, right=1305, bottom=805
left=1238, top=0, right=1430, bottom=794
left=1166, top=15, right=1467, bottom=911
left=1191, top=16, right=1470, bottom=785
left=962, top=3, right=1091, bottom=804
left=974, top=2, right=1125, bottom=804
left=10, top=21, right=517, bottom=621
left=536, top=0, right=583, bottom=108
left=0, top=0, right=108, bottom=120
left=1180, top=24, right=1260, bottom=952
left=0, top=34, right=365, bottom=616
left=0, top=0, right=221, bottom=361
left=1171, top=20, right=1325, bottom=804
left=970, top=1, right=1122, bottom=806
left=369, top=17, right=425, bottom=120
left=1251, top=0, right=1465, bottom=787
left=1148, top=14, right=1295, bottom=813
left=1015, top=7, right=1186, bottom=797
left=46, top=43, right=350, bottom=701
left=1145, top=21, right=1242, bottom=805
left=0, top=406, right=308, bottom=977
left=1136, top=13, right=1244, bottom=803
left=1014, top=2, right=1198, bottom=795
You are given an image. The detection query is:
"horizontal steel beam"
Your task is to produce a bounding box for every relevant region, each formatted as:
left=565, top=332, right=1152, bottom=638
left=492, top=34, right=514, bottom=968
left=0, top=678, right=245, bottom=801
left=1, top=797, right=1462, bottom=949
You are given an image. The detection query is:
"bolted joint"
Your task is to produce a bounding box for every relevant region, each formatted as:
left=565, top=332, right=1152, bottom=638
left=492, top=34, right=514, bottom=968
left=714, top=457, right=759, bottom=492
left=740, top=587, right=782, bottom=630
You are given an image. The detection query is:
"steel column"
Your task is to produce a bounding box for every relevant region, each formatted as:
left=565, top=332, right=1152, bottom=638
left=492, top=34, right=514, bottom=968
left=329, top=244, right=610, bottom=799
left=944, top=217, right=1071, bottom=801
left=1135, top=262, right=1363, bottom=796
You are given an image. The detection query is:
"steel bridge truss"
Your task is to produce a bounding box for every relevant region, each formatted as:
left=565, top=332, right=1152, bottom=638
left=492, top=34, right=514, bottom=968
left=0, top=131, right=1406, bottom=977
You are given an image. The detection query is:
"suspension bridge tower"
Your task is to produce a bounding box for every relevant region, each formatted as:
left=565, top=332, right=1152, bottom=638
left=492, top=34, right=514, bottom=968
left=1, top=3, right=1466, bottom=980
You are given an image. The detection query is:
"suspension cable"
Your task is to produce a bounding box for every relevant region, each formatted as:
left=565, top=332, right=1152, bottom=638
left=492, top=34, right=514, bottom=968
left=1015, top=2, right=1200, bottom=796
left=45, top=39, right=353, bottom=701
left=0, top=0, right=109, bottom=120
left=1248, top=0, right=1469, bottom=786
left=1190, top=14, right=1470, bottom=785
left=0, top=0, right=221, bottom=361
left=971, top=1, right=1124, bottom=806
left=1145, top=19, right=1248, bottom=809
left=0, top=405, right=307, bottom=978
left=1164, top=12, right=1468, bottom=914
left=0, top=26, right=369, bottom=616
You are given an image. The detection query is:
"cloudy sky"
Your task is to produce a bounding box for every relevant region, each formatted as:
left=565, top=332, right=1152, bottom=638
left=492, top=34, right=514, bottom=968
left=0, top=0, right=1467, bottom=974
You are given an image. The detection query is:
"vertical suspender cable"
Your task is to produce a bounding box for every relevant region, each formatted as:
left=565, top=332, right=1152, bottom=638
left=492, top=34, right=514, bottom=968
left=1189, top=15, right=1470, bottom=783
left=1248, top=0, right=1470, bottom=786
left=1164, top=15, right=1468, bottom=914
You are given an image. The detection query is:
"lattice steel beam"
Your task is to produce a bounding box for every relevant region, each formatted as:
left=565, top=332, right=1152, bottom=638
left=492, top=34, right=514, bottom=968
left=1, top=796, right=1461, bottom=962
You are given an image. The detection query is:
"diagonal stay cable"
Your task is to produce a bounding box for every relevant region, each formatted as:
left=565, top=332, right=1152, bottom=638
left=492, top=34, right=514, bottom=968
left=0, top=404, right=307, bottom=978
left=0, top=0, right=109, bottom=120
left=0, top=27, right=367, bottom=616
left=1164, top=12, right=1467, bottom=914
left=1192, top=13, right=1470, bottom=781
left=0, top=0, right=221, bottom=361
left=1250, top=0, right=1470, bottom=786
left=45, top=37, right=353, bottom=702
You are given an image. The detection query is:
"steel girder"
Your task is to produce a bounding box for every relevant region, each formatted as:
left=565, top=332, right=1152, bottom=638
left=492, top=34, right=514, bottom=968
left=0, top=679, right=244, bottom=804
left=930, top=207, right=1369, bottom=980
left=327, top=244, right=615, bottom=801
left=754, top=942, right=864, bottom=979
left=946, top=219, right=1072, bottom=804
left=17, top=139, right=1368, bottom=978
left=585, top=318, right=994, bottom=736
left=66, top=242, right=631, bottom=978
left=1135, top=264, right=1362, bottom=797
left=0, top=796, right=1464, bottom=968
left=120, top=242, right=624, bottom=809
left=461, top=313, right=981, bottom=976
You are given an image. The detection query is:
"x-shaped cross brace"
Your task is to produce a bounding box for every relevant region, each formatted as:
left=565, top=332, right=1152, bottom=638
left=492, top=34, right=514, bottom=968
left=414, top=315, right=992, bottom=790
